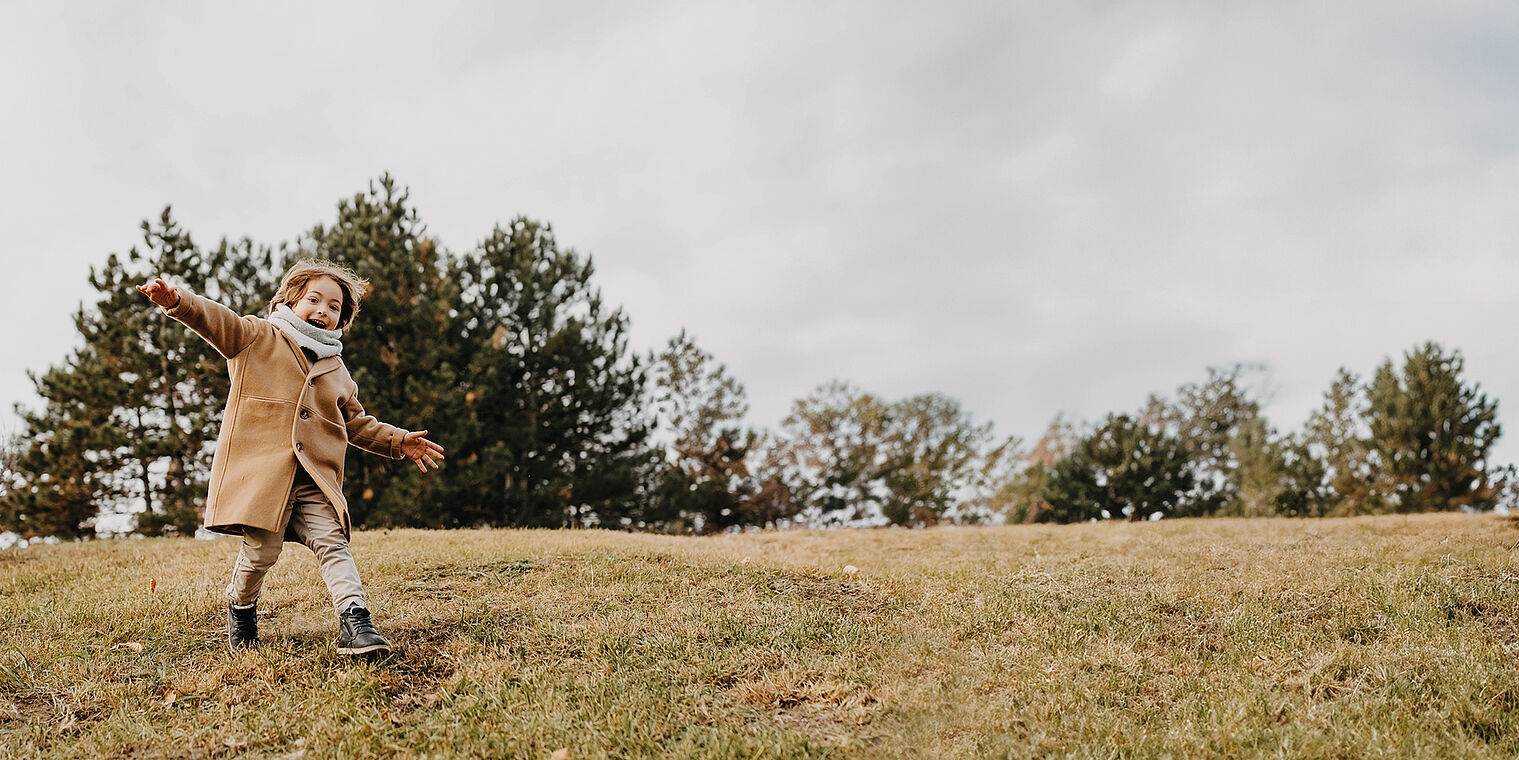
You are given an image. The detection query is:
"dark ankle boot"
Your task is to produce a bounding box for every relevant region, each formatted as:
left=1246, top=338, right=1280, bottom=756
left=228, top=603, right=258, bottom=649
left=336, top=606, right=391, bottom=656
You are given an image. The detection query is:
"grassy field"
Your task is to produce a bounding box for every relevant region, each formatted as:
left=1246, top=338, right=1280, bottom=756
left=3, top=514, right=1519, bottom=759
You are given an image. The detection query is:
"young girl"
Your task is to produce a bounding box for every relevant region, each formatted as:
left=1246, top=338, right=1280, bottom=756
left=137, top=260, right=444, bottom=655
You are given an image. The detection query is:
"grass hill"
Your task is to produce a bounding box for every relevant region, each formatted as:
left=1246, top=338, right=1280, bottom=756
left=3, top=514, right=1519, bottom=759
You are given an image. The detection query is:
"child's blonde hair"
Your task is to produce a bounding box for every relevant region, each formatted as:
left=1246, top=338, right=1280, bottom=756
left=268, top=259, right=371, bottom=330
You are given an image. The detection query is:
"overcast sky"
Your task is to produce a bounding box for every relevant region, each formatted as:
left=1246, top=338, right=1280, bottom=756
left=4, top=2, right=1518, bottom=465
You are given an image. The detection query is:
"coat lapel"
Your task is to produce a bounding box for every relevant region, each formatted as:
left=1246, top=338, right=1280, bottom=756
left=275, top=328, right=311, bottom=373
left=308, top=355, right=344, bottom=381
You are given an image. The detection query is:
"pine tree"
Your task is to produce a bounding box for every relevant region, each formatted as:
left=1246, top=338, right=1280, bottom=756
left=447, top=218, right=652, bottom=528
left=1227, top=415, right=1324, bottom=518
left=0, top=431, right=20, bottom=528
left=1228, top=415, right=1282, bottom=517
left=1367, top=342, right=1501, bottom=512
left=8, top=350, right=118, bottom=538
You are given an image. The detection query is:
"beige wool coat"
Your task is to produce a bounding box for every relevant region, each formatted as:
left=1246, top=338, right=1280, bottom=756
left=164, top=291, right=409, bottom=539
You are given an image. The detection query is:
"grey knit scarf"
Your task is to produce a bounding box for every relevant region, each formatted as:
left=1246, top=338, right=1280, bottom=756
left=267, top=304, right=344, bottom=359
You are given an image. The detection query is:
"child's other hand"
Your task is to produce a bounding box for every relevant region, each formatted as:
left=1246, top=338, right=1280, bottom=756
left=136, top=278, right=181, bottom=308
left=401, top=430, right=446, bottom=473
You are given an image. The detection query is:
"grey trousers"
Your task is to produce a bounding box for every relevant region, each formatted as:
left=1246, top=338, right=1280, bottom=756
left=225, top=469, right=368, bottom=614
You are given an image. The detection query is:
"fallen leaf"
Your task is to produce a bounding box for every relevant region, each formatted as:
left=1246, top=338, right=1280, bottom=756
left=843, top=565, right=860, bottom=576
left=150, top=577, right=157, bottom=593
left=550, top=749, right=571, bottom=760
left=382, top=710, right=402, bottom=726
left=164, top=691, right=177, bottom=707
left=114, top=642, right=143, bottom=653
left=224, top=736, right=247, bottom=749
left=741, top=556, right=752, bottom=564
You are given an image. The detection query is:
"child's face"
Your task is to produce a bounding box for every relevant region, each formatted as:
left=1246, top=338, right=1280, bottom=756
left=291, top=275, right=345, bottom=330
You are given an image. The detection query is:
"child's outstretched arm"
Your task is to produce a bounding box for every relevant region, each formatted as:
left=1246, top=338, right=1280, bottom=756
left=137, top=277, right=262, bottom=359
left=341, top=396, right=446, bottom=473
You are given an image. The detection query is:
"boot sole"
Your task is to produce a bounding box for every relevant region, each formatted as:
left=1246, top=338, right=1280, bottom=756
left=337, top=643, right=392, bottom=656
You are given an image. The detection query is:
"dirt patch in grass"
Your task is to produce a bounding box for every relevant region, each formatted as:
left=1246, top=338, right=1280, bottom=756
left=1, top=690, right=107, bottom=731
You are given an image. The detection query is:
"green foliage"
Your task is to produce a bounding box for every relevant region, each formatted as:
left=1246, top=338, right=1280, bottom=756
left=877, top=393, right=999, bottom=526
left=996, top=415, right=1078, bottom=523
left=1042, top=412, right=1195, bottom=522
left=1161, top=365, right=1271, bottom=516
left=1039, top=367, right=1313, bottom=523
left=960, top=431, right=1025, bottom=524
left=7, top=354, right=112, bottom=538
left=644, top=331, right=775, bottom=533
left=775, top=381, right=889, bottom=524
left=1305, top=368, right=1386, bottom=515
left=1367, top=342, right=1501, bottom=512
left=772, top=383, right=1012, bottom=527
left=1270, top=432, right=1331, bottom=517
left=445, top=218, right=652, bottom=528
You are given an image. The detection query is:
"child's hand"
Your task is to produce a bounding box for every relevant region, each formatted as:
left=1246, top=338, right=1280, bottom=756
left=136, top=278, right=181, bottom=308
left=401, top=430, right=446, bottom=473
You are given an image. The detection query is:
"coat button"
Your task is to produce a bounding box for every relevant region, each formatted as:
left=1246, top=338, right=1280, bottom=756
left=300, top=410, right=310, bottom=419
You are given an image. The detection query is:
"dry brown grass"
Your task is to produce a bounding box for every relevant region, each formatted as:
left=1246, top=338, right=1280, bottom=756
left=4, top=513, right=1519, bottom=758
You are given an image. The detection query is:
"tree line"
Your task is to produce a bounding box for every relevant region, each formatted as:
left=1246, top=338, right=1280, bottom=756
left=1, top=178, right=1508, bottom=537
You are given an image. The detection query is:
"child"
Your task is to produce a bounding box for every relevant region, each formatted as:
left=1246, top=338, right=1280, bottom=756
left=137, top=260, right=444, bottom=655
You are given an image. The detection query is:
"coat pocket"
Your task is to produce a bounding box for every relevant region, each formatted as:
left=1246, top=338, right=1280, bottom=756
left=225, top=397, right=299, bottom=477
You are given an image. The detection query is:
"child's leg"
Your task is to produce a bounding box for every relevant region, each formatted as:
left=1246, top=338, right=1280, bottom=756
left=225, top=523, right=289, bottom=606
left=286, top=479, right=367, bottom=614
left=225, top=471, right=303, bottom=606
